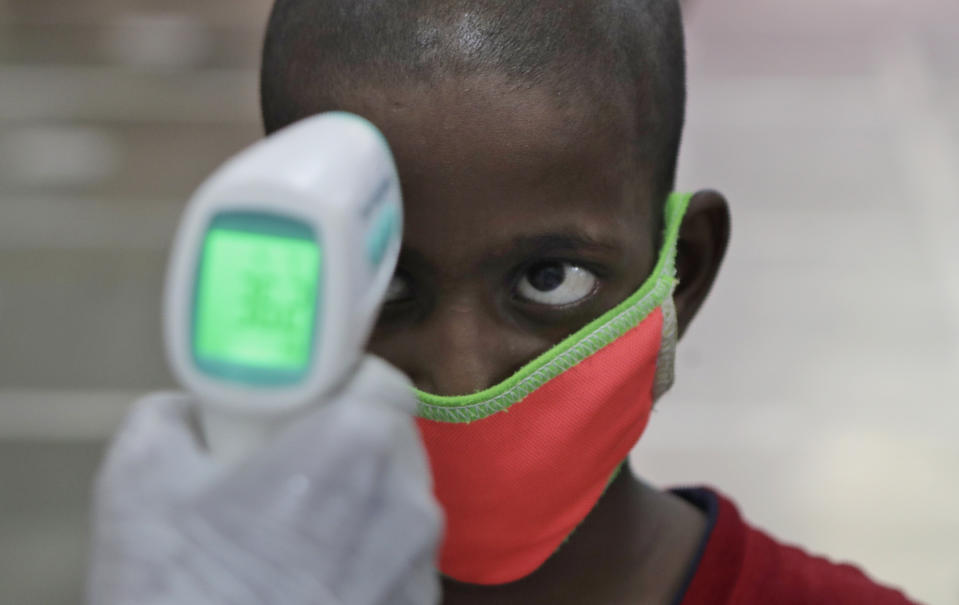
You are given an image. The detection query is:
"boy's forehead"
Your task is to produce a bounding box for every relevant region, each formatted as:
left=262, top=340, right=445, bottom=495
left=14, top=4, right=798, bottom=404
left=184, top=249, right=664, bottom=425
left=311, top=73, right=657, bottom=264
left=348, top=73, right=633, bottom=174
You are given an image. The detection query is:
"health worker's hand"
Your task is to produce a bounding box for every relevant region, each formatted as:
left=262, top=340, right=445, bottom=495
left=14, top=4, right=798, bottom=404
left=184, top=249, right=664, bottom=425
left=87, top=356, right=442, bottom=605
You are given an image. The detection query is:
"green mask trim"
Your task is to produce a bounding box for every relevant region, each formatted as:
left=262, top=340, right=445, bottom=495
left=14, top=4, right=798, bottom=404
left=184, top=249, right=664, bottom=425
left=415, top=192, right=691, bottom=423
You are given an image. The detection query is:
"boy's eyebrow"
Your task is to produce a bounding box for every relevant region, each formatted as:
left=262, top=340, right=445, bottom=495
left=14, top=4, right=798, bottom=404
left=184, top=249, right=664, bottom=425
left=398, top=229, right=624, bottom=275
left=496, top=231, right=622, bottom=258
left=479, top=230, right=624, bottom=271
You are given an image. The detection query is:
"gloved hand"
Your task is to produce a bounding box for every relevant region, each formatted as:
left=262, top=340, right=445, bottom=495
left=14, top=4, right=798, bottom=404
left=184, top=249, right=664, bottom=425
left=88, top=356, right=442, bottom=605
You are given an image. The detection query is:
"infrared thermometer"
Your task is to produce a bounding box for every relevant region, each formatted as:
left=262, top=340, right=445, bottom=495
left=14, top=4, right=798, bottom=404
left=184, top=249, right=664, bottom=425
left=164, top=112, right=403, bottom=463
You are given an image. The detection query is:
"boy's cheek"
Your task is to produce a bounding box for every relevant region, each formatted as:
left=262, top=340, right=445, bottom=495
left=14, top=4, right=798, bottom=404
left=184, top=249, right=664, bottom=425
left=367, top=270, right=655, bottom=394
left=367, top=312, right=555, bottom=395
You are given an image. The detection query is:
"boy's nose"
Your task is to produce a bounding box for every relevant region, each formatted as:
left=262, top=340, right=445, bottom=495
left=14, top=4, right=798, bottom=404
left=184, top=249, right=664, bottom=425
left=402, top=301, right=539, bottom=397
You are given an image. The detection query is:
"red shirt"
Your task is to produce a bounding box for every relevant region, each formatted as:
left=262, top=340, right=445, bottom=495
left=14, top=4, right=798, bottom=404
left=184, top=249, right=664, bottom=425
left=672, top=489, right=921, bottom=605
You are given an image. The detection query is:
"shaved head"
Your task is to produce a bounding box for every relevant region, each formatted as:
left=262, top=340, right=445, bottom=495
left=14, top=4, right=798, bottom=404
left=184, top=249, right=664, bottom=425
left=260, top=0, right=686, bottom=202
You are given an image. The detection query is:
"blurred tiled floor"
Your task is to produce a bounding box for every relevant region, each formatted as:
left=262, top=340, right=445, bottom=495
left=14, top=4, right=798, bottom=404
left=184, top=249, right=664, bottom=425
left=1, top=1, right=957, bottom=603
left=0, top=442, right=103, bottom=605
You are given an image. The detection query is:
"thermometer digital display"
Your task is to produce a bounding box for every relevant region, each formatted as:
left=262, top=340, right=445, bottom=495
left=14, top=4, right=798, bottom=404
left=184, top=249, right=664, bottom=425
left=192, top=213, right=322, bottom=384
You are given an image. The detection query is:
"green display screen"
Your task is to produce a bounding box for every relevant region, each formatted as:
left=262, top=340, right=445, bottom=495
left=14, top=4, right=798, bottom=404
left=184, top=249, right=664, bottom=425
left=192, top=217, right=321, bottom=381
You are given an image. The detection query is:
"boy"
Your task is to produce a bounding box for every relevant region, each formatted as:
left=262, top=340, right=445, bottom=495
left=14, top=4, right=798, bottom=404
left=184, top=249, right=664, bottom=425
left=90, top=1, right=919, bottom=603
left=259, top=0, right=917, bottom=602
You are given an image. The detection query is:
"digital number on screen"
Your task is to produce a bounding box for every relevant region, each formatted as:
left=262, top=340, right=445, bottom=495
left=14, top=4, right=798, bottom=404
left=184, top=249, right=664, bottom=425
left=193, top=227, right=321, bottom=374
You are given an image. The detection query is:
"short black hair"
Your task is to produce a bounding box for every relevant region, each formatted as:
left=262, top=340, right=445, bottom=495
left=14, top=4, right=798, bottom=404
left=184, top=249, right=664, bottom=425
left=260, top=0, right=686, bottom=202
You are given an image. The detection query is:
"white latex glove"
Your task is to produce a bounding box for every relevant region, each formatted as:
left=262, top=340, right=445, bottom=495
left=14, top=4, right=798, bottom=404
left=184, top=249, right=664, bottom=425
left=88, top=356, right=442, bottom=605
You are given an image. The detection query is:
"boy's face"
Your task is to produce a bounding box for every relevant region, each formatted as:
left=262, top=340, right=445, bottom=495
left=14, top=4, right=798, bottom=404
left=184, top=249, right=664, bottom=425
left=330, top=74, right=662, bottom=396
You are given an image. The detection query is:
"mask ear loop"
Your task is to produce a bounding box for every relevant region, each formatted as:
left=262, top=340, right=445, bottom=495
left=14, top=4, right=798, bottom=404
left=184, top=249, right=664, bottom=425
left=650, top=192, right=688, bottom=403
left=652, top=290, right=678, bottom=402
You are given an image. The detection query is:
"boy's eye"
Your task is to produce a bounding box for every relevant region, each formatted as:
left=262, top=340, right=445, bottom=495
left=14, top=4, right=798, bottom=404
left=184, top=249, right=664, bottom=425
left=516, top=261, right=598, bottom=306
left=384, top=273, right=413, bottom=304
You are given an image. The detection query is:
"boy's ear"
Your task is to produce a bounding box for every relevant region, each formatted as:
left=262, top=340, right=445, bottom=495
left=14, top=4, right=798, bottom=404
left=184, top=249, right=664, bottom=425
left=674, top=190, right=730, bottom=338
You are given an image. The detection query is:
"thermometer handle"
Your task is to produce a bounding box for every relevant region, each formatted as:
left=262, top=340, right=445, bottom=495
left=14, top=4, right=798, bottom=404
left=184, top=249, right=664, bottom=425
left=201, top=406, right=298, bottom=464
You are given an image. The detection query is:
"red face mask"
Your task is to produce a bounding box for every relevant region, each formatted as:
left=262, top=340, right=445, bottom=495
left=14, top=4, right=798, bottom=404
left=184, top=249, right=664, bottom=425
left=413, top=193, right=689, bottom=585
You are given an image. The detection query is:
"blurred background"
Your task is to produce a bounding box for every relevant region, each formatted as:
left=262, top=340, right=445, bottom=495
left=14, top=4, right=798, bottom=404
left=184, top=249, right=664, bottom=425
left=0, top=0, right=956, bottom=603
